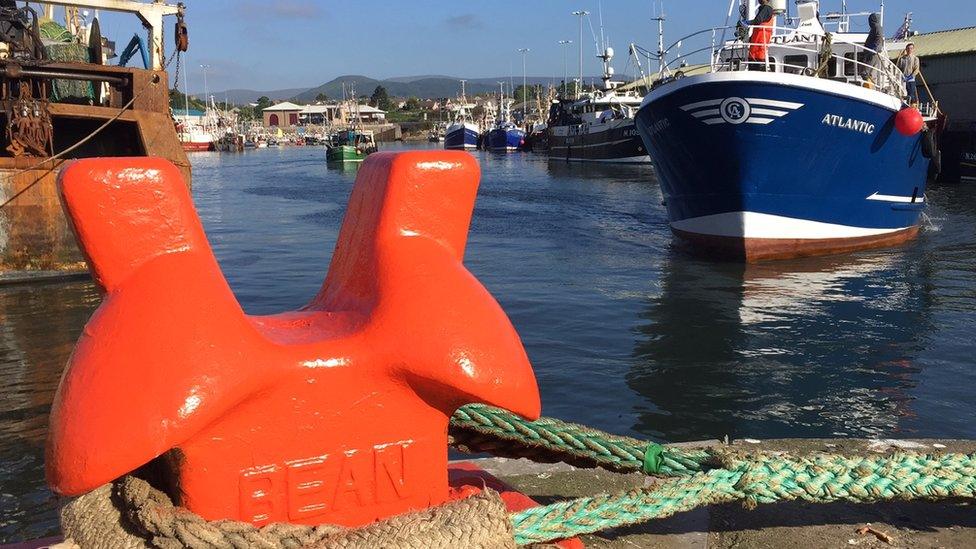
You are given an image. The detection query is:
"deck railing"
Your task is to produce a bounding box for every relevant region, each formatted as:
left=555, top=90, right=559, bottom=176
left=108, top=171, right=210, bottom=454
left=639, top=25, right=909, bottom=102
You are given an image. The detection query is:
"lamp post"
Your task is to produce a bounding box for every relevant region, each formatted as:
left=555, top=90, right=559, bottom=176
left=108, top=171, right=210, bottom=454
left=517, top=48, right=529, bottom=121
left=200, top=63, right=211, bottom=107
left=558, top=40, right=572, bottom=98
left=571, top=10, right=589, bottom=98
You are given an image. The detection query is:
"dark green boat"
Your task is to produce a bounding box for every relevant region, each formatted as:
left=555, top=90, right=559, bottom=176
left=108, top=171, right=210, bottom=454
left=326, top=130, right=377, bottom=163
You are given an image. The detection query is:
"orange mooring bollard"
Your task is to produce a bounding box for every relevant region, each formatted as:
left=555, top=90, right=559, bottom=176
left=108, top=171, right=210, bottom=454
left=46, top=152, right=541, bottom=527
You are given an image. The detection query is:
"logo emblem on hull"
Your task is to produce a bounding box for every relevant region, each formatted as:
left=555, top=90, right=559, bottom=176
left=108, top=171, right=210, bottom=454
left=681, top=98, right=803, bottom=126
left=720, top=97, right=750, bottom=124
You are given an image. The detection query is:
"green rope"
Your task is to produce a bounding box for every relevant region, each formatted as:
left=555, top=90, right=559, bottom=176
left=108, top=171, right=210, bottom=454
left=450, top=406, right=976, bottom=545
left=450, top=404, right=709, bottom=476
left=510, top=451, right=976, bottom=545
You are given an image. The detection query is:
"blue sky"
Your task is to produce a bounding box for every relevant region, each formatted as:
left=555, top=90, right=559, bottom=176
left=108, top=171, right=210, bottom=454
left=87, top=1, right=974, bottom=94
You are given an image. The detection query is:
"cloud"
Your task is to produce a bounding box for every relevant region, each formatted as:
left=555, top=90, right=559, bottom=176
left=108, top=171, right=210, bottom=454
left=234, top=0, right=323, bottom=20
left=444, top=14, right=483, bottom=30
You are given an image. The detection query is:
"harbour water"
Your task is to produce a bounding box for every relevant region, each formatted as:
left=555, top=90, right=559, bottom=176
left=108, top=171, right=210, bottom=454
left=1, top=142, right=975, bottom=542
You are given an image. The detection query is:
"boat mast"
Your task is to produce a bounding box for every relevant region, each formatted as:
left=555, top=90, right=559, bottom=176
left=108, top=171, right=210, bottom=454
left=458, top=79, right=468, bottom=123
left=497, top=81, right=506, bottom=122
left=572, top=9, right=589, bottom=98
left=351, top=82, right=362, bottom=130
left=651, top=1, right=666, bottom=75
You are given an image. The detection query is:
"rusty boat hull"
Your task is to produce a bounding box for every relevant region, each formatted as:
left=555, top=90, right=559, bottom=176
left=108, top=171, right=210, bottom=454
left=1, top=62, right=190, bottom=276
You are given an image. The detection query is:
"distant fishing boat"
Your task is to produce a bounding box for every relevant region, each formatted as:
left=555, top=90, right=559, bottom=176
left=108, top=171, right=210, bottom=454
left=487, top=83, right=526, bottom=152
left=214, top=131, right=244, bottom=152
left=428, top=124, right=446, bottom=142
left=444, top=80, right=480, bottom=150
left=177, top=123, right=214, bottom=152
left=326, top=129, right=377, bottom=163
left=547, top=43, right=649, bottom=162
left=634, top=0, right=939, bottom=261
left=327, top=90, right=378, bottom=163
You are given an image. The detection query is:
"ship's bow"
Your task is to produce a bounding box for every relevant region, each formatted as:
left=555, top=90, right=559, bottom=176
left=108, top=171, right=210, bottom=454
left=635, top=72, right=930, bottom=261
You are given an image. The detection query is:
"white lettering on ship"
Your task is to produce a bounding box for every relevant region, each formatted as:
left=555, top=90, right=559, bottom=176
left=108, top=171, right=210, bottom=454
left=822, top=114, right=875, bottom=135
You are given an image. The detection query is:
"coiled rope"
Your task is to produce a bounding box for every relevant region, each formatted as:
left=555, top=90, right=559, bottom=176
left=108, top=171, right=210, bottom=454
left=62, top=476, right=516, bottom=549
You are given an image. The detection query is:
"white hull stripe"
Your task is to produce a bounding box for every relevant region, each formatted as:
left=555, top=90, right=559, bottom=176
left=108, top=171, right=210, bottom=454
left=866, top=192, right=924, bottom=203
left=751, top=108, right=790, bottom=117
left=680, top=99, right=724, bottom=111
left=745, top=98, right=804, bottom=110
left=550, top=120, right=636, bottom=137
left=670, top=211, right=908, bottom=240
left=550, top=137, right=639, bottom=149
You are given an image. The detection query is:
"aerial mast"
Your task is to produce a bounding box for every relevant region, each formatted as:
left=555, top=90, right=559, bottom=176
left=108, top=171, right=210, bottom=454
left=572, top=9, right=589, bottom=99
left=651, top=1, right=666, bottom=75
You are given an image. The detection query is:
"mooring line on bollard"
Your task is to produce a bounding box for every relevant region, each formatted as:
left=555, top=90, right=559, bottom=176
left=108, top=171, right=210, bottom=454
left=56, top=405, right=976, bottom=547
left=509, top=451, right=976, bottom=545
left=450, top=403, right=710, bottom=476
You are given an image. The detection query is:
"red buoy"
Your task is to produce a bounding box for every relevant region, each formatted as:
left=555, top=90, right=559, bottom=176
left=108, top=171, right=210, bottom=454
left=895, top=106, right=924, bottom=136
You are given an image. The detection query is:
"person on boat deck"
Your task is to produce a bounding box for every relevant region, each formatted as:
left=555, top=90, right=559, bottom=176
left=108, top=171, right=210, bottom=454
left=897, top=43, right=921, bottom=103
left=746, top=0, right=775, bottom=70
left=861, top=13, right=885, bottom=83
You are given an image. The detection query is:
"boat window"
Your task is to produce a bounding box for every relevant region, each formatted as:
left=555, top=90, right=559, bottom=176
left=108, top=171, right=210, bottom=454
left=50, top=118, right=145, bottom=157
left=783, top=54, right=809, bottom=74
left=844, top=52, right=872, bottom=77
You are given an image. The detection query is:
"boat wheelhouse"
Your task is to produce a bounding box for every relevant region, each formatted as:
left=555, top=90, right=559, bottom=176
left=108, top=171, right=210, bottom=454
left=634, top=0, right=937, bottom=261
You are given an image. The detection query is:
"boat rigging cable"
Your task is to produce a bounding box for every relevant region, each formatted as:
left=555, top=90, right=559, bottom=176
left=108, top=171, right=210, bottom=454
left=0, top=48, right=183, bottom=212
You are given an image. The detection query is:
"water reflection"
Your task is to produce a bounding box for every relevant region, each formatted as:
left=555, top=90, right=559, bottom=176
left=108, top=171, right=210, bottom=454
left=0, top=281, right=99, bottom=542
left=628, top=250, right=934, bottom=442
left=545, top=158, right=655, bottom=182
left=0, top=146, right=972, bottom=543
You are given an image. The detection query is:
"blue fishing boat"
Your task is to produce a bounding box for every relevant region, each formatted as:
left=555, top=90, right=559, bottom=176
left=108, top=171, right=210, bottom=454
left=445, top=80, right=480, bottom=150
left=634, top=0, right=938, bottom=261
left=487, top=120, right=526, bottom=152
left=487, top=84, right=526, bottom=152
